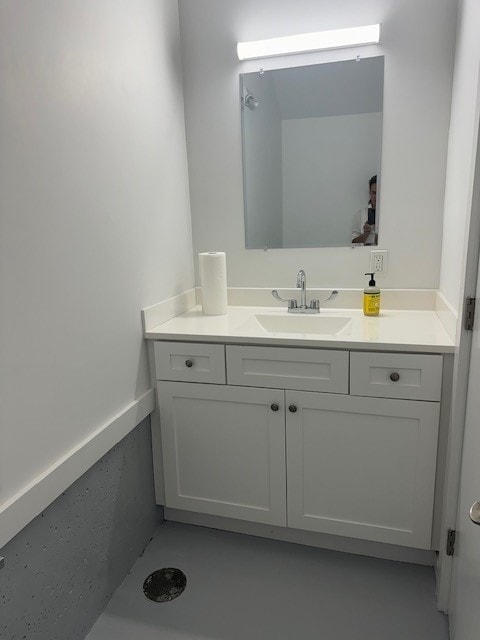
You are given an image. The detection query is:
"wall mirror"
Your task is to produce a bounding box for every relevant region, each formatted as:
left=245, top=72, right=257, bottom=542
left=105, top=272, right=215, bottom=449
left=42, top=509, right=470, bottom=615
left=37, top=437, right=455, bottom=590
left=240, top=56, right=384, bottom=249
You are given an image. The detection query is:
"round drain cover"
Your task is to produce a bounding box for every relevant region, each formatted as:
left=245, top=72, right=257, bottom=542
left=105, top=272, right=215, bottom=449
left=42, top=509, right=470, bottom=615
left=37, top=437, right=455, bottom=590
left=143, top=568, right=187, bottom=602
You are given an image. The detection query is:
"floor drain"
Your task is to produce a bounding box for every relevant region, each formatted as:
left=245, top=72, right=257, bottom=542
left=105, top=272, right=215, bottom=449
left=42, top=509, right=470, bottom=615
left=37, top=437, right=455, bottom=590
left=143, top=568, right=187, bottom=602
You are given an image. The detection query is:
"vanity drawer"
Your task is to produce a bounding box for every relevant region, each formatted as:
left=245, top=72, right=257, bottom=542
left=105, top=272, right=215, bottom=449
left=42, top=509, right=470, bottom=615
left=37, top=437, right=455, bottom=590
left=350, top=352, right=443, bottom=401
left=226, top=345, right=348, bottom=393
left=154, top=341, right=226, bottom=384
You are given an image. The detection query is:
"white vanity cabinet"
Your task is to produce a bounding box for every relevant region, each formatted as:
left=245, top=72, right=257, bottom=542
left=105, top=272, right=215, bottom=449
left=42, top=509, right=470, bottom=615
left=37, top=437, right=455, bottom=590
left=154, top=340, right=443, bottom=550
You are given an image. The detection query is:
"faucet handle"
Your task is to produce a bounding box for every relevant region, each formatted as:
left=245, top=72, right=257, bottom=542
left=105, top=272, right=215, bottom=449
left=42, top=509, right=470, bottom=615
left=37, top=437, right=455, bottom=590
left=322, top=290, right=339, bottom=304
left=271, top=290, right=297, bottom=308
left=272, top=290, right=289, bottom=303
left=309, top=300, right=320, bottom=310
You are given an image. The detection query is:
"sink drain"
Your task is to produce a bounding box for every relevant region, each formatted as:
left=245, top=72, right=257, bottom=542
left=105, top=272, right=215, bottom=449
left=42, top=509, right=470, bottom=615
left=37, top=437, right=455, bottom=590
left=143, top=568, right=187, bottom=602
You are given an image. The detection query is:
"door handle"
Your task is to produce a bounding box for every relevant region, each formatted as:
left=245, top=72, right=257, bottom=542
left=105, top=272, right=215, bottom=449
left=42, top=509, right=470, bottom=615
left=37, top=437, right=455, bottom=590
left=470, top=501, right=480, bottom=525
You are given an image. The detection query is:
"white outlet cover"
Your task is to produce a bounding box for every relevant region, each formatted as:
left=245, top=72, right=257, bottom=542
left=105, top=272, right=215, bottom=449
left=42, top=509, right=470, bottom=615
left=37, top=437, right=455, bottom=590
left=370, top=250, right=388, bottom=275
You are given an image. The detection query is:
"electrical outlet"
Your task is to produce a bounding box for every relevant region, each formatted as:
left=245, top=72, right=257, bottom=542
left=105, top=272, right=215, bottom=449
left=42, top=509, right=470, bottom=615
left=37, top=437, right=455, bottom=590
left=370, top=250, right=388, bottom=275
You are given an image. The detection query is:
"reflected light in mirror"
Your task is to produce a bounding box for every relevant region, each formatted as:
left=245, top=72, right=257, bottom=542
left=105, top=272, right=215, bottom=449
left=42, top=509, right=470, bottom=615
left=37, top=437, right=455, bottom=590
left=237, top=24, right=380, bottom=61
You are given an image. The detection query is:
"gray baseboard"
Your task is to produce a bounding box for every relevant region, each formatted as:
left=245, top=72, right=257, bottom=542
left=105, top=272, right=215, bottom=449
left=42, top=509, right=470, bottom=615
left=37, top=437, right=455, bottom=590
left=164, top=508, right=436, bottom=566
left=0, top=416, right=162, bottom=640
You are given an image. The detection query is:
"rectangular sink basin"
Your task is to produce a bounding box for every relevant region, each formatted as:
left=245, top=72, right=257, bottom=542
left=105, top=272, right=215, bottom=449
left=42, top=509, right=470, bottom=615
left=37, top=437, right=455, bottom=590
left=254, top=314, right=352, bottom=335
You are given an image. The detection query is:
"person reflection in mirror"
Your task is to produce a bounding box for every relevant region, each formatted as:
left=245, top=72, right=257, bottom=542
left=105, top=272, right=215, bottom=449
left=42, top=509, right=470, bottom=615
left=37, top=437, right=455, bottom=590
left=352, top=175, right=378, bottom=245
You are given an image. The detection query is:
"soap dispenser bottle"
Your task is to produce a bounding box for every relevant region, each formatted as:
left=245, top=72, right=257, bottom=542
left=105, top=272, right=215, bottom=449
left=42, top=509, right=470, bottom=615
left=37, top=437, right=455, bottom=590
left=363, top=272, right=381, bottom=316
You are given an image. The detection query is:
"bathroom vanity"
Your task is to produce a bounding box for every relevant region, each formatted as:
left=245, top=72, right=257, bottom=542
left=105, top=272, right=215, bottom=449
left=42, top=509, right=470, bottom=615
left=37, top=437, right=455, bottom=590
left=144, top=303, right=454, bottom=556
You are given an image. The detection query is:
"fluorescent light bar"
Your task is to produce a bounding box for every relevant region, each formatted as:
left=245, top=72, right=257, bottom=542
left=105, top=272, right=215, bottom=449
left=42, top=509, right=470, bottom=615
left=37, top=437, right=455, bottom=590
left=237, top=24, right=380, bottom=61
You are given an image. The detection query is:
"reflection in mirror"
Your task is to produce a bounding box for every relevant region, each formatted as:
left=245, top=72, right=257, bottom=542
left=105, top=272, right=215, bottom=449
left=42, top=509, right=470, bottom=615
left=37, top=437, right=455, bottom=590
left=240, top=57, right=384, bottom=249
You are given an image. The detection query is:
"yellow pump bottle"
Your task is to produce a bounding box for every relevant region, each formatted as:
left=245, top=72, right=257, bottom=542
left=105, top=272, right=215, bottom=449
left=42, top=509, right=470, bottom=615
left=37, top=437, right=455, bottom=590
left=363, top=272, right=380, bottom=316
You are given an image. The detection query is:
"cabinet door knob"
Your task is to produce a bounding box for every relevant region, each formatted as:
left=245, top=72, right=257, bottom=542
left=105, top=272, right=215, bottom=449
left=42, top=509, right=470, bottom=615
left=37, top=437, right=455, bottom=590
left=288, top=405, right=297, bottom=413
left=270, top=403, right=279, bottom=412
left=185, top=359, right=194, bottom=368
left=390, top=372, right=400, bottom=382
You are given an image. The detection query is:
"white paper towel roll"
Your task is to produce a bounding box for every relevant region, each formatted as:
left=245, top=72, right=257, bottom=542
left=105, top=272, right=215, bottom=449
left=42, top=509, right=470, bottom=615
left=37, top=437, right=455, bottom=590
left=199, top=252, right=228, bottom=316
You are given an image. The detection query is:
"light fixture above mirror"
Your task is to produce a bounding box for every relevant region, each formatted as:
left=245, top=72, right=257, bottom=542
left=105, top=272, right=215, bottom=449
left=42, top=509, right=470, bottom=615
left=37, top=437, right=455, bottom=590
left=237, top=24, right=380, bottom=61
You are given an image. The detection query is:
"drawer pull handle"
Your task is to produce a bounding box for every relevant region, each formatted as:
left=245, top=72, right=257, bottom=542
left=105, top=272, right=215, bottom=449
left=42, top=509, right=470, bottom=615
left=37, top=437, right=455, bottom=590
left=390, top=372, right=400, bottom=382
left=185, top=359, right=194, bottom=368
left=288, top=405, right=298, bottom=413
left=270, top=403, right=279, bottom=412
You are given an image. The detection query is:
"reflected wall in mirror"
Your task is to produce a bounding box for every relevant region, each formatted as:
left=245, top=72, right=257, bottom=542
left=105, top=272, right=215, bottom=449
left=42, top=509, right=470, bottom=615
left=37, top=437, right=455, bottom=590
left=240, top=56, right=384, bottom=249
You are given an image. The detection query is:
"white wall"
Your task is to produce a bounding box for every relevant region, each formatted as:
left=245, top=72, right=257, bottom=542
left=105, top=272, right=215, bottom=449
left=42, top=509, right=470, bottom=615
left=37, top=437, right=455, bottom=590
left=439, top=0, right=480, bottom=314
left=0, top=0, right=194, bottom=539
left=282, top=113, right=382, bottom=247
left=178, top=0, right=457, bottom=288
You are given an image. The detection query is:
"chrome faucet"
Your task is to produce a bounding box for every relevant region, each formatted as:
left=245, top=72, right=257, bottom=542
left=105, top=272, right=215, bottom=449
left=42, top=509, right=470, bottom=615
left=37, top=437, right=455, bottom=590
left=297, top=269, right=307, bottom=309
left=271, top=270, right=338, bottom=313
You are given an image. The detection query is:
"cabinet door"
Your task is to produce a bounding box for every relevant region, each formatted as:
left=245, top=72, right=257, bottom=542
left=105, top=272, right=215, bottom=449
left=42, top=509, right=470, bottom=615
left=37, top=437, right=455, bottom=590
left=286, top=391, right=439, bottom=548
left=158, top=382, right=286, bottom=526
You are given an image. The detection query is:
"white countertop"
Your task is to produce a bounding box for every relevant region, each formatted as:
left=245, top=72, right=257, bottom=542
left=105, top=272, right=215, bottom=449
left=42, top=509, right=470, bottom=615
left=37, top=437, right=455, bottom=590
left=145, top=305, right=455, bottom=354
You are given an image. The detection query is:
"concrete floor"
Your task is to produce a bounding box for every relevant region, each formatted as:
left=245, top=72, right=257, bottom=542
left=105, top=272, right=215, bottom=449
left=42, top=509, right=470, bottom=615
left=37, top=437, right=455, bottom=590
left=86, top=521, right=449, bottom=640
